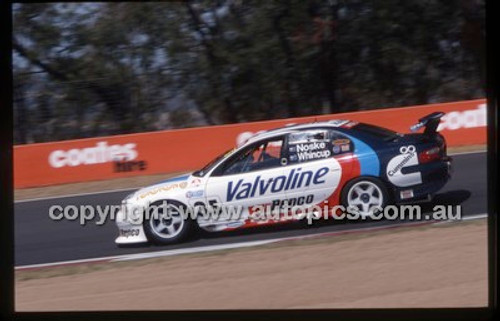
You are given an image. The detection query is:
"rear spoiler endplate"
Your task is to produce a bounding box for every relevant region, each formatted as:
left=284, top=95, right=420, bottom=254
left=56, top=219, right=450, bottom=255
left=410, top=111, right=445, bottom=134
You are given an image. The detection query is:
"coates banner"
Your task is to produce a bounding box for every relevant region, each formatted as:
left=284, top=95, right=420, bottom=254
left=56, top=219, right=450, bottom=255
left=14, top=99, right=486, bottom=188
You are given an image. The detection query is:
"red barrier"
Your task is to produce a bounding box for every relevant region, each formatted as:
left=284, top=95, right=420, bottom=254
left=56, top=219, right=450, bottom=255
left=14, top=99, right=486, bottom=188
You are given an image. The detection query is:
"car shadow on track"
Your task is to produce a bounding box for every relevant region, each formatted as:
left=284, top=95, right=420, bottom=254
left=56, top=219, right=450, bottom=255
left=419, top=189, right=471, bottom=213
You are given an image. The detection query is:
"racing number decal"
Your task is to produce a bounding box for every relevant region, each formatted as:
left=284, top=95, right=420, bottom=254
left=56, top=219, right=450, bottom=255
left=386, top=145, right=422, bottom=187
left=193, top=198, right=222, bottom=215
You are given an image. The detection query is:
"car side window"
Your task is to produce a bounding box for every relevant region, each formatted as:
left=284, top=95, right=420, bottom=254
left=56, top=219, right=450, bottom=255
left=287, top=129, right=332, bottom=164
left=329, top=130, right=354, bottom=155
left=214, top=138, right=285, bottom=176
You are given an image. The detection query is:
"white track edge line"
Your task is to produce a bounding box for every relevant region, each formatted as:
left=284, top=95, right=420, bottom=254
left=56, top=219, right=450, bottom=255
left=15, top=239, right=278, bottom=270
left=111, top=239, right=279, bottom=262
left=15, top=214, right=487, bottom=270
left=462, top=213, right=488, bottom=220
left=15, top=255, right=120, bottom=270
left=430, top=213, right=488, bottom=225
left=15, top=187, right=140, bottom=203
left=448, top=150, right=487, bottom=156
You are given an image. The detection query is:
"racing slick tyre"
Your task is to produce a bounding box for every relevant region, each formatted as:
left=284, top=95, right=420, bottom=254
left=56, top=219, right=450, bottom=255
left=143, top=200, right=196, bottom=245
left=341, top=177, right=390, bottom=221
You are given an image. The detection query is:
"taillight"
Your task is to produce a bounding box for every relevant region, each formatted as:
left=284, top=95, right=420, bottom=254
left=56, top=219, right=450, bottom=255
left=419, top=146, right=441, bottom=163
left=437, top=134, right=447, bottom=155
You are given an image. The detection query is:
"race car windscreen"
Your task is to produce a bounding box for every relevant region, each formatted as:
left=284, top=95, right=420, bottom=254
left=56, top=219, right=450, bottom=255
left=353, top=123, right=401, bottom=141
left=192, top=148, right=234, bottom=177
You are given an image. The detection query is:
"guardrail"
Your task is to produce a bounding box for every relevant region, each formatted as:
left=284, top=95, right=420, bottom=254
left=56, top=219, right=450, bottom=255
left=14, top=99, right=486, bottom=188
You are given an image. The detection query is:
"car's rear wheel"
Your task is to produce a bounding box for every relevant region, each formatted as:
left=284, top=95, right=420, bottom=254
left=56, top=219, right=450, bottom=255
left=341, top=177, right=389, bottom=220
left=143, top=200, right=196, bottom=245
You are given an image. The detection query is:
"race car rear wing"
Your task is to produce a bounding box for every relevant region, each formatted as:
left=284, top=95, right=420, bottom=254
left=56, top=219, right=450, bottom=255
left=410, top=112, right=445, bottom=135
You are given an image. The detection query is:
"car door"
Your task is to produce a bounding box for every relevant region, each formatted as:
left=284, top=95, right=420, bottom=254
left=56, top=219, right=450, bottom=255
left=205, top=136, right=288, bottom=222
left=283, top=129, right=343, bottom=212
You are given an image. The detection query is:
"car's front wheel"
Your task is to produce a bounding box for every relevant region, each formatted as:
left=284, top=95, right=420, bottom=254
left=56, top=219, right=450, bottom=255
left=341, top=177, right=389, bottom=220
left=143, top=200, right=196, bottom=245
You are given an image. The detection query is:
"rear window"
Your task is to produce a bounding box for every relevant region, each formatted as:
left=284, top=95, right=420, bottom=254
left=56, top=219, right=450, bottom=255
left=353, top=123, right=399, bottom=140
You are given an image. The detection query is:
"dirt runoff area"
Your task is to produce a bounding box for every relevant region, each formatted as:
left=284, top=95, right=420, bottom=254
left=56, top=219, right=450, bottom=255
left=16, top=219, right=488, bottom=311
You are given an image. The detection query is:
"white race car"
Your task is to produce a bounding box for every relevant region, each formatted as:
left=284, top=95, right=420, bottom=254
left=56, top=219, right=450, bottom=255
left=115, top=116, right=452, bottom=245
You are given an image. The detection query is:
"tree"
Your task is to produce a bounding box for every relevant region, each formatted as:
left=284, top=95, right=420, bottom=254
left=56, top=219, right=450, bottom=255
left=12, top=1, right=485, bottom=144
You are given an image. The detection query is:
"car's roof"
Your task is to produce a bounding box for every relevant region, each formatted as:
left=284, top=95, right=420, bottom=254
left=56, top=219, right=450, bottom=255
left=243, top=119, right=352, bottom=146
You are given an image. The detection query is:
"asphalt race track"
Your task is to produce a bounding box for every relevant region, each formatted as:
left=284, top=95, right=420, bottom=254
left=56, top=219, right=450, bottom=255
left=15, top=152, right=487, bottom=266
